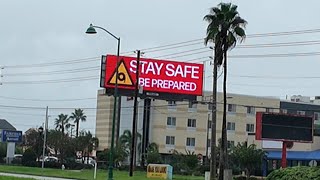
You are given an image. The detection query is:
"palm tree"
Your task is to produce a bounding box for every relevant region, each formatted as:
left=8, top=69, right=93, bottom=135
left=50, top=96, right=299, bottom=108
left=54, top=113, right=71, bottom=162
left=70, top=109, right=87, bottom=137
left=55, top=114, right=71, bottom=135
left=119, top=130, right=142, bottom=161
left=204, top=3, right=247, bottom=180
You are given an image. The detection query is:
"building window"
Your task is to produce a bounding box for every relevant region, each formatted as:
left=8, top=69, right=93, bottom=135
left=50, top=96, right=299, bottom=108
left=168, top=101, right=176, bottom=106
left=280, top=109, right=287, bottom=114
left=247, top=106, right=255, bottom=114
left=188, top=101, right=197, bottom=108
left=186, top=137, right=195, bottom=147
left=168, top=101, right=177, bottom=111
left=167, top=117, right=176, bottom=126
left=227, top=140, right=235, bottom=149
left=166, top=136, right=175, bottom=145
left=187, top=119, right=196, bottom=128
left=315, top=112, right=320, bottom=121
left=266, top=108, right=273, bottom=113
left=297, top=111, right=305, bottom=115
left=246, top=124, right=255, bottom=132
left=228, top=104, right=236, bottom=112
left=227, top=122, right=235, bottom=131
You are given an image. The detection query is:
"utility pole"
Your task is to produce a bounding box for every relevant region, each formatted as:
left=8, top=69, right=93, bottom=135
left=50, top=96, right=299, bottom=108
left=42, top=106, right=49, bottom=169
left=210, top=54, right=218, bottom=179
left=129, top=50, right=141, bottom=176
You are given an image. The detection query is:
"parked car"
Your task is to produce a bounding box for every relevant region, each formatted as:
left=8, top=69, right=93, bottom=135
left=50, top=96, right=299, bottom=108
left=76, top=157, right=96, bottom=166
left=38, top=156, right=59, bottom=162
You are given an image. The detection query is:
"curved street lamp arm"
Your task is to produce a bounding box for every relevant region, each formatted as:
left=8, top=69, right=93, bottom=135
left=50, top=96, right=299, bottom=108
left=91, top=25, right=120, bottom=41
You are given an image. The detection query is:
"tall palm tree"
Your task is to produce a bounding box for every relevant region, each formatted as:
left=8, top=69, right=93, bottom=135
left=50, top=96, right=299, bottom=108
left=204, top=3, right=247, bottom=180
left=55, top=113, right=71, bottom=136
left=70, top=109, right=87, bottom=137
left=54, top=113, right=71, bottom=162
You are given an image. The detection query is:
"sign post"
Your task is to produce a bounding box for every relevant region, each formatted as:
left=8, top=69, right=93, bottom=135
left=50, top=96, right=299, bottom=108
left=281, top=141, right=287, bottom=168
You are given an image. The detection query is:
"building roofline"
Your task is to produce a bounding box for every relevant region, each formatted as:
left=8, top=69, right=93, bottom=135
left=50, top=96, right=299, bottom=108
left=202, top=91, right=280, bottom=100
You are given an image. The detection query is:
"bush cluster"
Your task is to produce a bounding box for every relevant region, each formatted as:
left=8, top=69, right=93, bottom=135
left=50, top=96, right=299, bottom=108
left=267, top=166, right=320, bottom=180
left=233, top=176, right=258, bottom=180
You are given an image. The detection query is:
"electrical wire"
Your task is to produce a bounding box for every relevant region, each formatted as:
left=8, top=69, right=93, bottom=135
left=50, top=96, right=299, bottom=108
left=3, top=66, right=100, bottom=77
left=4, top=28, right=320, bottom=69
left=4, top=57, right=100, bottom=69
left=1, top=76, right=98, bottom=85
left=0, top=96, right=96, bottom=102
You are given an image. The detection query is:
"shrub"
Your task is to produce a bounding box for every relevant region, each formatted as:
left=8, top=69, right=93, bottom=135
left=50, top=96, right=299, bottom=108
left=233, top=176, right=258, bottom=180
left=22, top=148, right=36, bottom=166
left=267, top=166, right=320, bottom=180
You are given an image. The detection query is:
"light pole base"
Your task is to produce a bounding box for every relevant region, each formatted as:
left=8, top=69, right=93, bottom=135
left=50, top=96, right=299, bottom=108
left=108, top=165, right=113, bottom=180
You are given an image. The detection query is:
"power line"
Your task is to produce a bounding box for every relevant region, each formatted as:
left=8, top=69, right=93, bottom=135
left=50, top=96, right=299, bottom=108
left=4, top=57, right=100, bottom=69
left=1, top=76, right=98, bottom=85
left=0, top=96, right=96, bottom=102
left=230, top=74, right=320, bottom=79
left=0, top=100, right=319, bottom=113
left=147, top=39, right=320, bottom=56
left=3, top=66, right=100, bottom=77
left=4, top=28, right=320, bottom=69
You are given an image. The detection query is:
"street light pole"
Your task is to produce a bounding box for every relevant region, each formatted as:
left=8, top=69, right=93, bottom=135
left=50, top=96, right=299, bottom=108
left=86, top=24, right=120, bottom=180
left=42, top=106, right=49, bottom=169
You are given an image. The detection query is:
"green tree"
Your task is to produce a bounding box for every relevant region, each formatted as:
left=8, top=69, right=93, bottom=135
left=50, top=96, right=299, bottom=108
left=46, top=129, right=61, bottom=156
left=96, top=142, right=128, bottom=167
left=230, top=143, right=265, bottom=180
left=146, top=143, right=162, bottom=164
left=0, top=143, right=7, bottom=163
left=55, top=114, right=71, bottom=162
left=119, top=130, right=142, bottom=160
left=76, top=131, right=99, bottom=164
left=23, top=128, right=43, bottom=160
left=55, top=114, right=71, bottom=136
left=70, top=109, right=87, bottom=138
left=204, top=3, right=247, bottom=179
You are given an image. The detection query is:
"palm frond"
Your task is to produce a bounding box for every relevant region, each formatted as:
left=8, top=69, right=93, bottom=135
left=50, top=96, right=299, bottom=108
left=220, top=3, right=232, bottom=13
left=210, top=7, right=221, bottom=15
left=226, top=33, right=237, bottom=50
left=234, top=27, right=246, bottom=42
left=231, top=17, right=247, bottom=28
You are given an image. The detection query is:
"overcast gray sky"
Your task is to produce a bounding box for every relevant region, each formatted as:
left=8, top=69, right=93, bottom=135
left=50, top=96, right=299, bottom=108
left=1, top=0, right=320, bottom=132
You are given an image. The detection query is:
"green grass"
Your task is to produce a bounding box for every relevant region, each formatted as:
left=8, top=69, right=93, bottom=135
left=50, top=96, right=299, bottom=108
left=0, top=165, right=203, bottom=180
left=0, top=176, right=34, bottom=180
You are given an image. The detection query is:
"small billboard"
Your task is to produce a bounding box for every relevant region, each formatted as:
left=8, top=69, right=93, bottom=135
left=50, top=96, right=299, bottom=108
left=256, top=112, right=313, bottom=143
left=100, top=55, right=204, bottom=100
left=2, top=130, right=22, bottom=143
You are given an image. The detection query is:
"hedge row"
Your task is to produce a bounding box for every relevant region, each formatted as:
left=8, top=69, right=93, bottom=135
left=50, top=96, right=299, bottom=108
left=267, top=166, right=320, bottom=180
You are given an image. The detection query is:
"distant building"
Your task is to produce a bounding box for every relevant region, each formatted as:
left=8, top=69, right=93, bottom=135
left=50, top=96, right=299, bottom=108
left=0, top=119, right=16, bottom=131
left=95, top=90, right=280, bottom=158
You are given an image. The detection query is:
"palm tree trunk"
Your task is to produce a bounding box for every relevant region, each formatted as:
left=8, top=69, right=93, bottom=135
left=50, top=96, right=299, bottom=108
left=223, top=48, right=228, bottom=169
left=219, top=37, right=228, bottom=180
left=61, top=122, right=64, bottom=163
left=76, top=121, right=79, bottom=138
left=210, top=45, right=218, bottom=180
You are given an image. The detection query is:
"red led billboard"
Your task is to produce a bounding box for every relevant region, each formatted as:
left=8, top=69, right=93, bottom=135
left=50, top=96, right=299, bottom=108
left=102, top=55, right=204, bottom=99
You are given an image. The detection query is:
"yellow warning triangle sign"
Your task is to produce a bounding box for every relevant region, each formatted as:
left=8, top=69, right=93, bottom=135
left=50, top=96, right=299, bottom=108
left=108, top=60, right=134, bottom=86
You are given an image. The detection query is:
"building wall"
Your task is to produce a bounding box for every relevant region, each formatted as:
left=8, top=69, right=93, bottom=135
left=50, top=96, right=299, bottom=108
left=150, top=92, right=280, bottom=156
left=95, top=89, right=114, bottom=151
